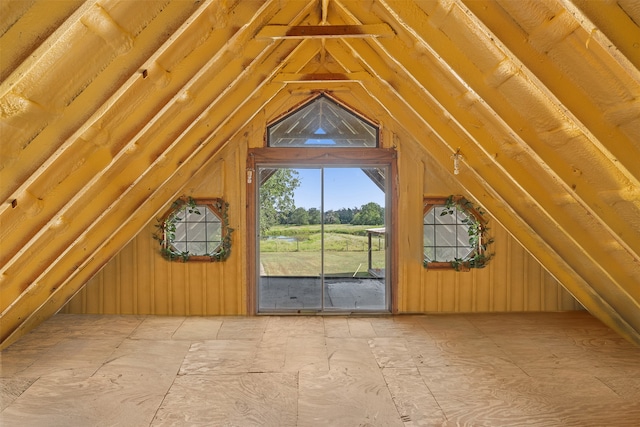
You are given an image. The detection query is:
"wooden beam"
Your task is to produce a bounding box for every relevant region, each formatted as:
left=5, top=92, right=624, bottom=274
left=0, top=0, right=284, bottom=311
left=459, top=0, right=640, bottom=188
left=0, top=2, right=321, bottom=347
left=366, top=1, right=640, bottom=260
left=273, top=71, right=371, bottom=82
left=0, top=34, right=319, bottom=348
left=369, top=1, right=640, bottom=270
left=0, top=1, right=95, bottom=94
left=324, top=36, right=640, bottom=343
left=342, top=0, right=640, bottom=327
left=560, top=0, right=640, bottom=75
left=0, top=0, right=275, bottom=311
left=0, top=0, right=205, bottom=210
left=452, top=0, right=640, bottom=259
left=256, top=23, right=394, bottom=39
left=347, top=64, right=640, bottom=346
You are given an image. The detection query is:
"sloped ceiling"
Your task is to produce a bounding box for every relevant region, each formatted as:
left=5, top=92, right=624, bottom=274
left=1, top=0, right=639, bottom=348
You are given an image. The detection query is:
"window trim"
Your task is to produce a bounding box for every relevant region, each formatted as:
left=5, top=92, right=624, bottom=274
left=423, top=196, right=487, bottom=271
left=246, top=147, right=398, bottom=314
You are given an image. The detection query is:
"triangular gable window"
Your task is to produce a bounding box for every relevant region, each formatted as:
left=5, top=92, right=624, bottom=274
left=267, top=95, right=378, bottom=147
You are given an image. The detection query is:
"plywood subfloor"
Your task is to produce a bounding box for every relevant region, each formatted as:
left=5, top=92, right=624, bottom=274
left=1, top=312, right=639, bottom=426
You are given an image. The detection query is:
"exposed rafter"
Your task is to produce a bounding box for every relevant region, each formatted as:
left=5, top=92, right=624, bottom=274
left=1, top=0, right=286, bottom=314
left=560, top=0, right=640, bottom=75
left=274, top=71, right=371, bottom=82
left=460, top=0, right=640, bottom=187
left=357, top=0, right=640, bottom=269
left=256, top=23, right=394, bottom=39
left=0, top=0, right=321, bottom=348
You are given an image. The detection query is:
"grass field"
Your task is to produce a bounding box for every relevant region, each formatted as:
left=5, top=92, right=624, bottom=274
left=260, top=224, right=386, bottom=276
left=260, top=252, right=386, bottom=276
left=261, top=224, right=385, bottom=252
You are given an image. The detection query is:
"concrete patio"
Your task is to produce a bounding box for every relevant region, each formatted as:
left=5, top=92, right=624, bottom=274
left=258, top=276, right=387, bottom=311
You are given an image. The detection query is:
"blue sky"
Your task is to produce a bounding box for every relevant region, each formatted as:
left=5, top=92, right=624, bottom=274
left=292, top=167, right=385, bottom=211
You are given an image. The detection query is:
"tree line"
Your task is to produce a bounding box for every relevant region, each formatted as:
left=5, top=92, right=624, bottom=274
left=286, top=203, right=384, bottom=226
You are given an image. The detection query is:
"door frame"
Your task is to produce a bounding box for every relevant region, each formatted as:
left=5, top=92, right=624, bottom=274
left=246, top=147, right=398, bottom=315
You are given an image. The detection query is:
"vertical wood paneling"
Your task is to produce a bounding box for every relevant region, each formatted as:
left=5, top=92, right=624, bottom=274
left=475, top=264, right=491, bottom=311
left=402, top=127, right=580, bottom=314
left=102, top=260, right=117, bottom=314
left=170, top=258, right=186, bottom=315
left=492, top=228, right=508, bottom=311
left=65, top=285, right=84, bottom=312
left=154, top=244, right=170, bottom=315
left=397, top=134, right=423, bottom=313
left=62, top=122, right=582, bottom=317
left=440, top=274, right=456, bottom=312
left=201, top=264, right=207, bottom=314
left=561, top=286, right=582, bottom=310
left=458, top=271, right=473, bottom=312
left=458, top=275, right=464, bottom=311
left=188, top=264, right=204, bottom=315
left=132, top=238, right=138, bottom=313
left=526, top=261, right=541, bottom=311
left=510, top=239, right=524, bottom=311
left=427, top=273, right=439, bottom=312
left=83, top=276, right=99, bottom=313
left=120, top=241, right=134, bottom=314
left=543, top=272, right=560, bottom=310
left=225, top=153, right=239, bottom=315
left=137, top=222, right=153, bottom=314
left=471, top=267, right=478, bottom=311
left=205, top=267, right=221, bottom=314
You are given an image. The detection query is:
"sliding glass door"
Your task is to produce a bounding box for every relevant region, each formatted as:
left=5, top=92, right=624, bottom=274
left=257, top=165, right=389, bottom=313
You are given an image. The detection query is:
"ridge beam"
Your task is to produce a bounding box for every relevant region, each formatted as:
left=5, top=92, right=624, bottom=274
left=274, top=71, right=370, bottom=82
left=256, top=24, right=394, bottom=39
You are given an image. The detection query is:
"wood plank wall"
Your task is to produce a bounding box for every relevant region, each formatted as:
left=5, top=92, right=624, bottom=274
left=64, top=139, right=249, bottom=316
left=396, top=138, right=582, bottom=313
left=63, top=120, right=582, bottom=315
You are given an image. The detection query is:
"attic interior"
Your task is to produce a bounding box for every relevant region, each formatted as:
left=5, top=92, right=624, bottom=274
left=1, top=0, right=639, bottom=353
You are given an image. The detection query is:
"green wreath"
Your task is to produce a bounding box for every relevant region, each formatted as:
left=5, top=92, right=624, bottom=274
left=154, top=196, right=233, bottom=262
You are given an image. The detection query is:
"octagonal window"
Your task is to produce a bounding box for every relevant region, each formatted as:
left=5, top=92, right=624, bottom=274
left=423, top=196, right=487, bottom=270
left=158, top=198, right=232, bottom=262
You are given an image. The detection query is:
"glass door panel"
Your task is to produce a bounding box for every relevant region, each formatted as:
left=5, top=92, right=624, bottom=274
left=323, top=167, right=387, bottom=310
left=258, top=167, right=322, bottom=311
